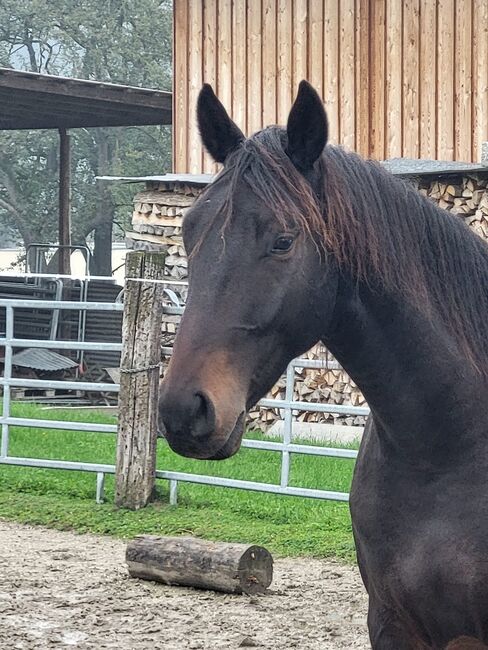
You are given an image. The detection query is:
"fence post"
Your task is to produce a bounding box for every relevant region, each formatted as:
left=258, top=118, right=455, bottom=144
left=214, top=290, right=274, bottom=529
left=115, top=251, right=165, bottom=509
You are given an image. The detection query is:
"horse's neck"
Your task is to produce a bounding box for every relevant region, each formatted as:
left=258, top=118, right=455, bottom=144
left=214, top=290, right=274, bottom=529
left=324, top=281, right=486, bottom=459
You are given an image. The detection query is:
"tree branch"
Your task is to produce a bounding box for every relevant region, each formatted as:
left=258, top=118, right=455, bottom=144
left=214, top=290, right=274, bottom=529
left=0, top=157, right=33, bottom=239
left=0, top=197, right=33, bottom=245
left=0, top=158, right=21, bottom=206
left=0, top=196, right=18, bottom=217
left=23, top=27, right=39, bottom=72
left=41, top=41, right=56, bottom=73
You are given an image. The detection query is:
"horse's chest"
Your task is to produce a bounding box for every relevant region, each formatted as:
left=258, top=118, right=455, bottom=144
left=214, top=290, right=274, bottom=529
left=351, top=455, right=488, bottom=641
left=351, top=459, right=488, bottom=574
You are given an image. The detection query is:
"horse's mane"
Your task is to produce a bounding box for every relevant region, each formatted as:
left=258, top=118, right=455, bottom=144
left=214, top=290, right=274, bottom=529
left=210, top=126, right=488, bottom=374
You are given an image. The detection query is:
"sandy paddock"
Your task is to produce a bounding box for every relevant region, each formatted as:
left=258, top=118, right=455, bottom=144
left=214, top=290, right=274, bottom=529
left=0, top=520, right=369, bottom=649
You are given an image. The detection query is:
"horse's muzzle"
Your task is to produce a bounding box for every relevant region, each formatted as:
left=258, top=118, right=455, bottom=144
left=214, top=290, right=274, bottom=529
left=158, top=381, right=246, bottom=460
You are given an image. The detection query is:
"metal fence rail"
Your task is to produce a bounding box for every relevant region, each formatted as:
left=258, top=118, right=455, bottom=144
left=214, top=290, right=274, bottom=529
left=0, top=293, right=368, bottom=504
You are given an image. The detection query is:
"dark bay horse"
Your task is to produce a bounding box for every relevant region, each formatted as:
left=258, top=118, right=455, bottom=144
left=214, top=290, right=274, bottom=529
left=159, top=81, right=488, bottom=650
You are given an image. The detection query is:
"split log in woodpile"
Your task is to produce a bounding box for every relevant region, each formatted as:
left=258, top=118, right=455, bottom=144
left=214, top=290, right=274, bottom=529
left=415, top=175, right=488, bottom=239
left=127, top=181, right=200, bottom=300
left=246, top=347, right=368, bottom=430
left=130, top=172, right=488, bottom=433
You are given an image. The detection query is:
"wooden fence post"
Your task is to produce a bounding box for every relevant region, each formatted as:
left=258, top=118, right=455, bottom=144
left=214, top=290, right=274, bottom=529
left=115, top=251, right=165, bottom=509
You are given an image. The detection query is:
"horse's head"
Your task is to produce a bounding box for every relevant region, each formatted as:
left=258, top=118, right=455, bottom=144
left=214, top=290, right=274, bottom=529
left=159, top=81, right=339, bottom=460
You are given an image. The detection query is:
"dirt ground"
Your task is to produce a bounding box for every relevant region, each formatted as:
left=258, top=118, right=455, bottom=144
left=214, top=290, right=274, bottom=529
left=0, top=520, right=369, bottom=649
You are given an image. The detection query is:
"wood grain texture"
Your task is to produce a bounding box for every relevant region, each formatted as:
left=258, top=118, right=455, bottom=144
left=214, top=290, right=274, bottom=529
left=339, top=0, right=356, bottom=150
left=308, top=0, right=324, bottom=96
left=419, top=0, right=437, bottom=158
left=437, top=0, right=455, bottom=160
left=173, top=0, right=488, bottom=171
left=277, top=0, right=293, bottom=125
left=472, top=0, right=488, bottom=162
left=369, top=0, right=386, bottom=158
left=324, top=0, right=340, bottom=144
left=247, top=0, right=263, bottom=135
left=385, top=0, right=402, bottom=157
left=232, top=0, right=248, bottom=133
left=402, top=0, right=420, bottom=158
left=173, top=0, right=188, bottom=172
left=292, top=0, right=308, bottom=90
left=202, top=0, right=219, bottom=173
left=262, top=0, right=277, bottom=125
left=454, top=0, right=472, bottom=161
left=115, top=252, right=164, bottom=510
left=188, top=0, right=203, bottom=173
left=217, top=0, right=233, bottom=113
left=126, top=536, right=274, bottom=595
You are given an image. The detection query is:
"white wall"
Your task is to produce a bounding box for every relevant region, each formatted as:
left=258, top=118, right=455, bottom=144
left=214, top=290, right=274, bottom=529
left=0, top=246, right=128, bottom=284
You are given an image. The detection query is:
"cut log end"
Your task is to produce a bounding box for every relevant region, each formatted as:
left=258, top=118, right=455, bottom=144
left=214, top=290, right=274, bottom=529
left=126, top=535, right=273, bottom=595
left=237, top=544, right=274, bottom=594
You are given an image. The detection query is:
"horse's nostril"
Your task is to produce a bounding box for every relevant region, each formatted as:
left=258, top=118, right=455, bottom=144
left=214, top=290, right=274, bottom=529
left=194, top=391, right=207, bottom=418
left=158, top=385, right=216, bottom=443
left=191, top=391, right=215, bottom=439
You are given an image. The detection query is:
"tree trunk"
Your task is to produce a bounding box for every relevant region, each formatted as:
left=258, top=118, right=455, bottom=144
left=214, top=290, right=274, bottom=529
left=91, top=130, right=115, bottom=276
left=92, top=219, right=113, bottom=275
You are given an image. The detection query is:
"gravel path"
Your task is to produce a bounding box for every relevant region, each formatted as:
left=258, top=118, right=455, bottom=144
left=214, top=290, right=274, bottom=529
left=0, top=520, right=369, bottom=649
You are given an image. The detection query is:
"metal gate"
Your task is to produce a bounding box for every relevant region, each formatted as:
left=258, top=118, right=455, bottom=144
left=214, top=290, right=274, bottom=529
left=0, top=284, right=369, bottom=504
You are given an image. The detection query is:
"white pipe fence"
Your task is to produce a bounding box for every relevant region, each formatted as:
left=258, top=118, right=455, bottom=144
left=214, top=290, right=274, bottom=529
left=0, top=291, right=368, bottom=504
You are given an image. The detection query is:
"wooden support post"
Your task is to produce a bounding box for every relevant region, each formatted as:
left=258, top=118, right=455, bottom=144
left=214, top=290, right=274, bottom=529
left=115, top=251, right=165, bottom=509
left=126, top=536, right=274, bottom=594
left=58, top=128, right=71, bottom=275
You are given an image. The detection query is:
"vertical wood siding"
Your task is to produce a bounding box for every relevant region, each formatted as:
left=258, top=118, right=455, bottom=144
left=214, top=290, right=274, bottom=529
left=173, top=0, right=488, bottom=172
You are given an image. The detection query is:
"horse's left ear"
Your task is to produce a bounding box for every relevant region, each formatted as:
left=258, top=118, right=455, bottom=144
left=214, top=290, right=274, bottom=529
left=197, top=84, right=245, bottom=164
left=286, top=80, right=328, bottom=171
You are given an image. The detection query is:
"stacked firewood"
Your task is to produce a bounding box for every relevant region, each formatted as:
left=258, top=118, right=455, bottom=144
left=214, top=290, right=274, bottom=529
left=247, top=347, right=367, bottom=429
left=416, top=175, right=488, bottom=238
left=128, top=181, right=201, bottom=290
left=128, top=171, right=488, bottom=431
left=128, top=180, right=200, bottom=342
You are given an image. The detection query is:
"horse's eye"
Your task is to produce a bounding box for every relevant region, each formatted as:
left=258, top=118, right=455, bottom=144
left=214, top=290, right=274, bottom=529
left=272, top=236, right=294, bottom=254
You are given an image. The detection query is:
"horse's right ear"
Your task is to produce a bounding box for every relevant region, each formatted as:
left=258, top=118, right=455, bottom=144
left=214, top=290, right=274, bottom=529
left=197, top=84, right=245, bottom=164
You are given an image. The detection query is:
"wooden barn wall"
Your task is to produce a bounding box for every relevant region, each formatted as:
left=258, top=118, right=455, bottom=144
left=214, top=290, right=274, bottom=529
left=173, top=0, right=488, bottom=173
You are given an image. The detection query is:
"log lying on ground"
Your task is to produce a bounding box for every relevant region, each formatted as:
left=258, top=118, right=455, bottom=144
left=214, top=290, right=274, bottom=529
left=126, top=536, right=273, bottom=595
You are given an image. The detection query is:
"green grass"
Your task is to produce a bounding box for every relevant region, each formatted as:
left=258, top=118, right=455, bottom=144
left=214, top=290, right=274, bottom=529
left=0, top=402, right=358, bottom=560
